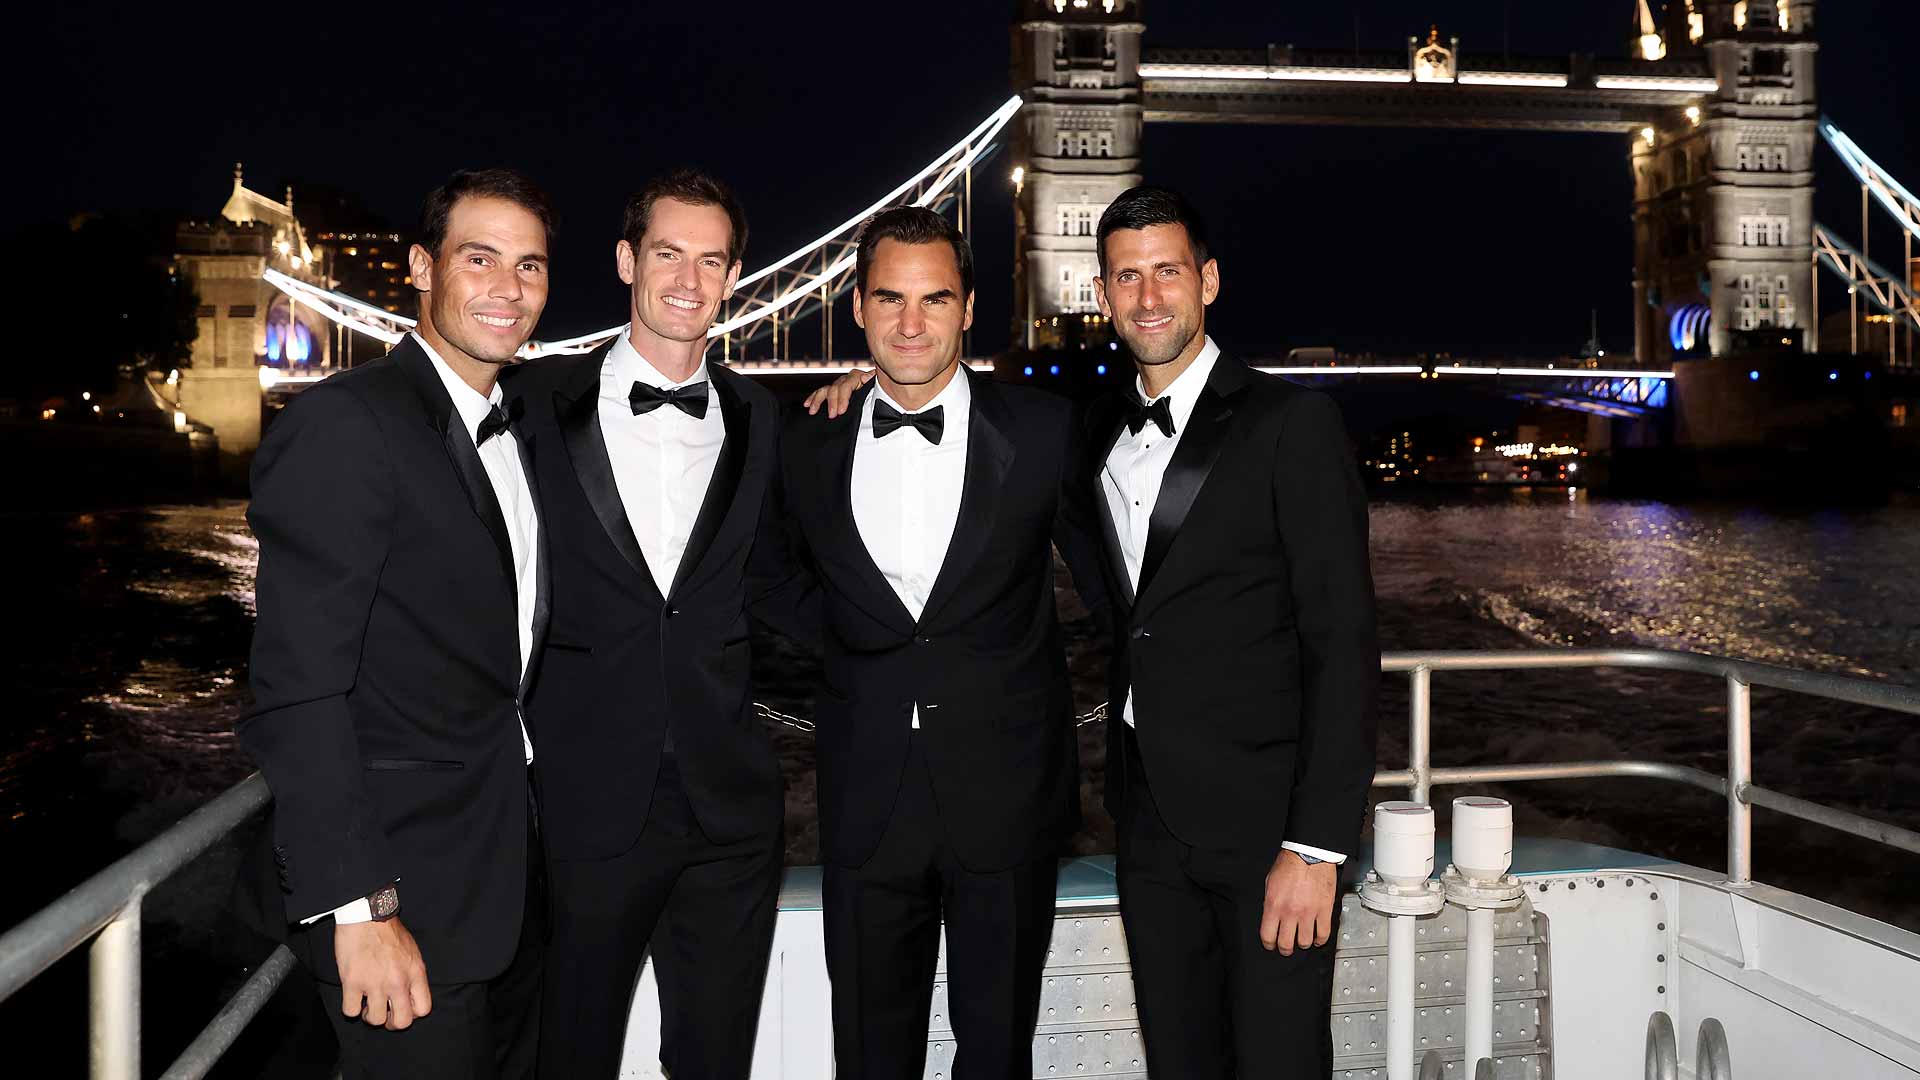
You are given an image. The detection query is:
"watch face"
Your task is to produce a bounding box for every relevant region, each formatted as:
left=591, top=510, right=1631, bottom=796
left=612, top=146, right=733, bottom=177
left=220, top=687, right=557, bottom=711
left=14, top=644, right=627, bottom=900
left=369, top=885, right=400, bottom=921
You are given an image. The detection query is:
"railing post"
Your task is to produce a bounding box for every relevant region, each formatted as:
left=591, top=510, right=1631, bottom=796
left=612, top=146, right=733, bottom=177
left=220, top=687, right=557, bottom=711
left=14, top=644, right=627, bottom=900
left=1410, top=665, right=1433, bottom=804
left=90, top=900, right=140, bottom=1080
left=1726, top=674, right=1753, bottom=886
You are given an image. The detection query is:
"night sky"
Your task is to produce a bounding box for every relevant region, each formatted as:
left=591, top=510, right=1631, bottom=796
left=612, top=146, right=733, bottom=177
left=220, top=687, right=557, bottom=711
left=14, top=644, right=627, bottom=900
left=10, top=0, right=1911, bottom=359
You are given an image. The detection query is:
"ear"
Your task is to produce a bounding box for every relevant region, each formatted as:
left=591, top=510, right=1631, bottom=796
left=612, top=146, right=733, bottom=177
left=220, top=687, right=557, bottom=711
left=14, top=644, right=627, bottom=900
left=1093, top=273, right=1113, bottom=318
left=850, top=286, right=867, bottom=330
left=408, top=243, right=434, bottom=295
left=722, top=259, right=742, bottom=302
left=961, top=290, right=976, bottom=333
left=616, top=240, right=636, bottom=286
left=1199, top=257, right=1220, bottom=307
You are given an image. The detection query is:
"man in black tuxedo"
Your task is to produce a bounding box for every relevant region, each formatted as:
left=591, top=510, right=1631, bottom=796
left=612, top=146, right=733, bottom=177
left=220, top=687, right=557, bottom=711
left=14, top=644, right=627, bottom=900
left=507, top=170, right=788, bottom=1079
left=1085, top=186, right=1380, bottom=1077
left=241, top=169, right=554, bottom=1078
left=761, top=206, right=1109, bottom=1079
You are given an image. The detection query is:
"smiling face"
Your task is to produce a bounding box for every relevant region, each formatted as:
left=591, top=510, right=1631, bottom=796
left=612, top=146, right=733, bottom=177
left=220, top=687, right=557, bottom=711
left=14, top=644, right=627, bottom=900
left=408, top=195, right=548, bottom=368
left=853, top=237, right=974, bottom=406
left=1094, top=222, right=1218, bottom=372
left=618, top=196, right=740, bottom=356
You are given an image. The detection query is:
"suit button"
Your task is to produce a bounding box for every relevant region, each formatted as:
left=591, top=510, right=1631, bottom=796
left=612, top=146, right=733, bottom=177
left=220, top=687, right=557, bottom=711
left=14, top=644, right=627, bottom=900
left=915, top=635, right=933, bottom=646
left=666, top=607, right=679, bottom=619
left=1130, top=627, right=1150, bottom=640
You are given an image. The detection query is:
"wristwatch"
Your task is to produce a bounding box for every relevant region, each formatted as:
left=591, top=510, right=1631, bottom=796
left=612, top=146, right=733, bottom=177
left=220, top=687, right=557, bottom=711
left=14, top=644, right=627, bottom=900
left=367, top=884, right=401, bottom=922
left=1295, top=852, right=1326, bottom=866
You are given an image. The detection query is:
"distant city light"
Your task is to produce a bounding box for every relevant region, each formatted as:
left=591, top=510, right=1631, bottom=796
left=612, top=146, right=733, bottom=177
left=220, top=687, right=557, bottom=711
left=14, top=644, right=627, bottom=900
left=1641, top=127, right=1656, bottom=147
left=1049, top=365, right=1060, bottom=375
left=1023, top=366, right=1034, bottom=377
left=81, top=391, right=91, bottom=402
left=1685, top=105, right=1702, bottom=126
left=1749, top=370, right=1760, bottom=381
left=1829, top=371, right=1839, bottom=381
left=1096, top=365, right=1108, bottom=375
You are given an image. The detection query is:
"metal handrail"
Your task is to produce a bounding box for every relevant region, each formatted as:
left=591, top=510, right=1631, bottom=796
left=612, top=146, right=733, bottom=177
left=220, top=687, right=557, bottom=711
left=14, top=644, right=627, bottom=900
left=0, top=774, right=273, bottom=1078
left=1376, top=649, right=1920, bottom=875
left=5, top=647, right=1920, bottom=1079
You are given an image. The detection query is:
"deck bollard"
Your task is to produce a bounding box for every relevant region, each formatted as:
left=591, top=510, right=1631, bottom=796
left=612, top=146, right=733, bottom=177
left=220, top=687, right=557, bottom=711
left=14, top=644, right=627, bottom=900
left=1361, top=802, right=1446, bottom=1080
left=1442, top=796, right=1525, bottom=1080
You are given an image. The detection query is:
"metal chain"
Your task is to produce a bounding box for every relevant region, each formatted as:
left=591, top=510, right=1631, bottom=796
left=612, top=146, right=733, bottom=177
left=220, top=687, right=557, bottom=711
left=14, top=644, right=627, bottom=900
left=754, top=701, right=1107, bottom=733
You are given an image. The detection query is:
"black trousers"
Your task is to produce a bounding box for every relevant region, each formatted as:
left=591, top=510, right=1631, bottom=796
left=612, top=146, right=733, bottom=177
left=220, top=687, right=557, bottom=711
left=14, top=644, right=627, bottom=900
left=823, top=735, right=1059, bottom=1080
left=1116, top=732, right=1339, bottom=1079
left=319, top=784, right=545, bottom=1080
left=539, top=754, right=782, bottom=1079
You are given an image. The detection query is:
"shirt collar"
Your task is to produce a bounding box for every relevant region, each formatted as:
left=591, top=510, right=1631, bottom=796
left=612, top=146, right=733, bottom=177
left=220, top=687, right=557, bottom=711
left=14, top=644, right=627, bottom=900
left=412, top=332, right=502, bottom=443
left=1134, top=335, right=1220, bottom=435
left=870, top=362, right=972, bottom=423
left=609, top=327, right=709, bottom=391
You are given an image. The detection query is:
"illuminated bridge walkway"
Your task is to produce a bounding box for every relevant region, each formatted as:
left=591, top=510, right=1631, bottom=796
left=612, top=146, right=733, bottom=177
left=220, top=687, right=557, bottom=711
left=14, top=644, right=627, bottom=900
left=255, top=100, right=1913, bottom=400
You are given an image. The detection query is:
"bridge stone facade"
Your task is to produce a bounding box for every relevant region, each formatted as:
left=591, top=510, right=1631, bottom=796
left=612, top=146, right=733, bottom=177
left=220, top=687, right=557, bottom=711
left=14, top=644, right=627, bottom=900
left=1635, top=0, right=1819, bottom=361
left=1011, top=0, right=1144, bottom=350
left=171, top=165, right=334, bottom=465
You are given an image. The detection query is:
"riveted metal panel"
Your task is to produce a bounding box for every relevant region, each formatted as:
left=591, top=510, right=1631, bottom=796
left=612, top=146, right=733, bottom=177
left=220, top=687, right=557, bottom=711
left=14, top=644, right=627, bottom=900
left=922, top=892, right=1557, bottom=1078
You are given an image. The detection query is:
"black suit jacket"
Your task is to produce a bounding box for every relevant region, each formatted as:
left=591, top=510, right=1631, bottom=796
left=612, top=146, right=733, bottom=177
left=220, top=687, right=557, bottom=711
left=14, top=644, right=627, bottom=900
left=507, top=342, right=784, bottom=861
left=240, top=336, right=549, bottom=986
left=759, top=369, right=1110, bottom=873
left=1086, top=352, right=1380, bottom=860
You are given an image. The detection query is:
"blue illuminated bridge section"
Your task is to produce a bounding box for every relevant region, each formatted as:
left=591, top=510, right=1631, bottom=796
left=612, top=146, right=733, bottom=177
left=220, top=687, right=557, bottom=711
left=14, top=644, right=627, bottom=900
left=1248, top=364, right=1673, bottom=418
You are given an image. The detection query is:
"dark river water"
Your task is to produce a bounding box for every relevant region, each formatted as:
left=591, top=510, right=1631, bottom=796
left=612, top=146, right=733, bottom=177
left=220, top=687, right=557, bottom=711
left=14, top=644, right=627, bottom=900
left=3, top=492, right=1918, bottom=1074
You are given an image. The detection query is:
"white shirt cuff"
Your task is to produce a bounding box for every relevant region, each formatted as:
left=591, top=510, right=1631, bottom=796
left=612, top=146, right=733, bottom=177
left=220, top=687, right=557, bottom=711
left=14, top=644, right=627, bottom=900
left=300, top=896, right=373, bottom=925
left=1282, top=841, right=1347, bottom=866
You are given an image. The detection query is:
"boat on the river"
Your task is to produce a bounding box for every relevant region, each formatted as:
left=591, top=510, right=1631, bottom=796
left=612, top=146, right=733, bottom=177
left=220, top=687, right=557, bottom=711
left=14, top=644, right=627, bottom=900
left=3, top=647, right=1917, bottom=1079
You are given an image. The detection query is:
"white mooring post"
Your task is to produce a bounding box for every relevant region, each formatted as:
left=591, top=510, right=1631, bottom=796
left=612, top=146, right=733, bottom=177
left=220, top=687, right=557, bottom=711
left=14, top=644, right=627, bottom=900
left=1360, top=802, right=1446, bottom=1080
left=1442, top=796, right=1525, bottom=1079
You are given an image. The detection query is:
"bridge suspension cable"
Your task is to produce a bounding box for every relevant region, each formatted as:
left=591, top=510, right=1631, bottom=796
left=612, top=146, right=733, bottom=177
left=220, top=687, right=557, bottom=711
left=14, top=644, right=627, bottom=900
left=262, top=95, right=1024, bottom=362
left=1811, top=119, right=1919, bottom=361
left=1820, top=118, right=1920, bottom=244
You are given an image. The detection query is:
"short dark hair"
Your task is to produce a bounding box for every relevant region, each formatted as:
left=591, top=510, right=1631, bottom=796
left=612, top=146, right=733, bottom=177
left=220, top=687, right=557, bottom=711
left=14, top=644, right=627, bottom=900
left=1096, top=185, right=1210, bottom=278
left=854, top=206, right=974, bottom=299
left=622, top=168, right=749, bottom=267
left=418, top=168, right=555, bottom=259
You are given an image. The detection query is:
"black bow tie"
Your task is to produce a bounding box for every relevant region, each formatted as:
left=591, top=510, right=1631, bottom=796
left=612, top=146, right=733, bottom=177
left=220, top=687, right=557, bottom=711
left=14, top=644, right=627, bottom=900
left=1125, top=395, right=1175, bottom=438
left=630, top=380, right=709, bottom=420
left=872, top=400, right=944, bottom=445
left=476, top=398, right=521, bottom=445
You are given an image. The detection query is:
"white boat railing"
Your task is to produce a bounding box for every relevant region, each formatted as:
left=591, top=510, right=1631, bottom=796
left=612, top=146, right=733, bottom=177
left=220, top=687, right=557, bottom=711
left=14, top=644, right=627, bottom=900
left=2, top=647, right=1918, bottom=1079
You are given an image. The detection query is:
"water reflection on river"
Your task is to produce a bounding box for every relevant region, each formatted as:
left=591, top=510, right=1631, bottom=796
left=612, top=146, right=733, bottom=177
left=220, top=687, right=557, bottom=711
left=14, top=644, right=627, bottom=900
left=2, top=492, right=1917, bottom=1067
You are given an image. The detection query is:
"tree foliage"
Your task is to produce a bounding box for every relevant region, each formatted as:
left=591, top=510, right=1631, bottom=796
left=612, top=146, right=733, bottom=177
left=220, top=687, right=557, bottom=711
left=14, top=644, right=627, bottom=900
left=0, top=213, right=198, bottom=403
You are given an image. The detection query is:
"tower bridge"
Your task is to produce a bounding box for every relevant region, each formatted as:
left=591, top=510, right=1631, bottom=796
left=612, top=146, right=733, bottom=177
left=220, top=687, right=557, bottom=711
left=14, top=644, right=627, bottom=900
left=1010, top=0, right=1832, bottom=369
left=159, top=0, right=1916, bottom=464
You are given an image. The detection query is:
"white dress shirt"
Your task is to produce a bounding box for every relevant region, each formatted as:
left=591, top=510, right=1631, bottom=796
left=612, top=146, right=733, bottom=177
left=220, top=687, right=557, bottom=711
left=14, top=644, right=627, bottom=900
left=310, top=332, right=539, bottom=925
left=850, top=371, right=971, bottom=729
left=601, top=329, right=724, bottom=597
left=1101, top=337, right=1344, bottom=866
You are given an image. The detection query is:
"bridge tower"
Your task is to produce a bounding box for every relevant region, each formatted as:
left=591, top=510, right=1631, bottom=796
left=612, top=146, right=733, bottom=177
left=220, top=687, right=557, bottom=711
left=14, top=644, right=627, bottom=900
left=172, top=164, right=331, bottom=468
left=1633, top=0, right=1818, bottom=362
left=1010, top=0, right=1145, bottom=350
